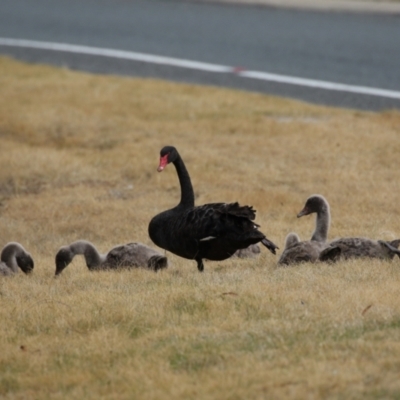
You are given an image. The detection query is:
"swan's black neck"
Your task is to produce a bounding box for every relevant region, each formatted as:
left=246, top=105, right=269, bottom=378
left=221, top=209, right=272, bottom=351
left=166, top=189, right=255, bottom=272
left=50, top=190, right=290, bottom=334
left=173, top=154, right=195, bottom=208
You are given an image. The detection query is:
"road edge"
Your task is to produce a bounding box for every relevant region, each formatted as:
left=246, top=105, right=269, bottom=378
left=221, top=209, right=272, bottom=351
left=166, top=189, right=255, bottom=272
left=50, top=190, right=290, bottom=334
left=193, top=0, right=400, bottom=14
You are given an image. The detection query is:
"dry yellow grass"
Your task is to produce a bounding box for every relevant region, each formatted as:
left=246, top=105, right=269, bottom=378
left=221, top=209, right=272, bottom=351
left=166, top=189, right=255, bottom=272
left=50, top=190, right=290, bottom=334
left=1, top=56, right=400, bottom=399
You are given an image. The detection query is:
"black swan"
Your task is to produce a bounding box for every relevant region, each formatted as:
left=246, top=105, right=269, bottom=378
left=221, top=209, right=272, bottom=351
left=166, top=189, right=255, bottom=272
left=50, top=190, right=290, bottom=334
left=55, top=240, right=168, bottom=275
left=319, top=238, right=400, bottom=262
left=148, top=146, right=278, bottom=271
left=278, top=195, right=330, bottom=265
left=0, top=242, right=34, bottom=276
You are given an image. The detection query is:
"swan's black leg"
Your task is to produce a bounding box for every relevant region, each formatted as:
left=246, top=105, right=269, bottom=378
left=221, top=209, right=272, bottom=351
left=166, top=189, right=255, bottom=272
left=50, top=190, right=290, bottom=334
left=196, top=258, right=204, bottom=272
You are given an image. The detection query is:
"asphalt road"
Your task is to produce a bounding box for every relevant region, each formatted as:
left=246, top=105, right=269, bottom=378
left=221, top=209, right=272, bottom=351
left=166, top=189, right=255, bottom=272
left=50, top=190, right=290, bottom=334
left=1, top=0, right=400, bottom=110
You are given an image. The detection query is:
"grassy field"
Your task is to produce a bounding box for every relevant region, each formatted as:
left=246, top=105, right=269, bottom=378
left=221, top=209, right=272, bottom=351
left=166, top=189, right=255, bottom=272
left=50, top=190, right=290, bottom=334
left=1, top=56, right=400, bottom=399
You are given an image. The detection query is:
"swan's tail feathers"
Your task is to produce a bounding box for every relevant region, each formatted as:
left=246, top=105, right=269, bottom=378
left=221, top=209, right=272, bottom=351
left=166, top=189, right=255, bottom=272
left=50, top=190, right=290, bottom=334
left=390, top=239, right=400, bottom=249
left=380, top=241, right=400, bottom=259
left=261, top=238, right=279, bottom=255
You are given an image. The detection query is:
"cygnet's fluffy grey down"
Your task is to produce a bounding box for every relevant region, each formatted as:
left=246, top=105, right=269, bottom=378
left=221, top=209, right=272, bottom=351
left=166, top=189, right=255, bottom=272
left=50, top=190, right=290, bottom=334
left=278, top=195, right=330, bottom=266
left=55, top=241, right=168, bottom=275
left=232, top=244, right=261, bottom=259
left=279, top=232, right=326, bottom=265
left=0, top=242, right=34, bottom=276
left=284, top=232, right=301, bottom=249
left=319, top=238, right=400, bottom=262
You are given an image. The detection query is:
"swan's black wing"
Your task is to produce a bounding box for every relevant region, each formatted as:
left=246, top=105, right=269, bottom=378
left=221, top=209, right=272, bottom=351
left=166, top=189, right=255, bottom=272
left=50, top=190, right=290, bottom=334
left=149, top=201, right=277, bottom=267
left=175, top=202, right=277, bottom=255
left=176, top=203, right=256, bottom=239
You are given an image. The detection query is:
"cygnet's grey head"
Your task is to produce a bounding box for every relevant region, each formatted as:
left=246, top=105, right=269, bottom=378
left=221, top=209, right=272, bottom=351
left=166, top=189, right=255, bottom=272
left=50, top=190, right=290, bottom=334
left=148, top=255, right=168, bottom=271
left=297, top=195, right=328, bottom=218
left=17, top=252, right=34, bottom=274
left=55, top=247, right=74, bottom=276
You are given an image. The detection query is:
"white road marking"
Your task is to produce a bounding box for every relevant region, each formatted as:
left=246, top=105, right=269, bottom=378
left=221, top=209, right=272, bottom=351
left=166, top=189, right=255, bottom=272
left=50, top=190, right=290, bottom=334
left=1, top=37, right=400, bottom=100
left=0, top=38, right=230, bottom=72
left=240, top=70, right=400, bottom=99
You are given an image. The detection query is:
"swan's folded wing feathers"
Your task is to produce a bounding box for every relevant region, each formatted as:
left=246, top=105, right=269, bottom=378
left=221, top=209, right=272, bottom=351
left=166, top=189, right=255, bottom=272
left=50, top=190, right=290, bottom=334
left=175, top=203, right=258, bottom=242
left=219, top=202, right=257, bottom=220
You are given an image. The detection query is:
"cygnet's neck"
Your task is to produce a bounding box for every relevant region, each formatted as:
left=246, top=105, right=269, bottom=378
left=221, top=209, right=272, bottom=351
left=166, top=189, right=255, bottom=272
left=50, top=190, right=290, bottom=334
left=311, top=202, right=330, bottom=243
left=1, top=242, right=24, bottom=273
left=70, top=241, right=106, bottom=269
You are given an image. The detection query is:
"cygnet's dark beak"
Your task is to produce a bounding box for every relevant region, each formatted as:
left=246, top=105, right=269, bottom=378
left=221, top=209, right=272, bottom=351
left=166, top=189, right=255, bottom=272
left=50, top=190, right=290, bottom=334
left=297, top=207, right=309, bottom=218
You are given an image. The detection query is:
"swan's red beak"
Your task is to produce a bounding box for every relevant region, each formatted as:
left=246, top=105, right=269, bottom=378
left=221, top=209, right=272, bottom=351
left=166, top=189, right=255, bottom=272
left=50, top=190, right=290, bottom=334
left=157, top=154, right=169, bottom=172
